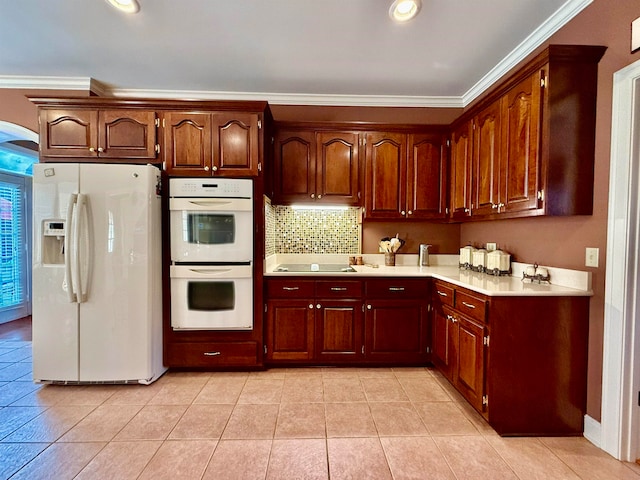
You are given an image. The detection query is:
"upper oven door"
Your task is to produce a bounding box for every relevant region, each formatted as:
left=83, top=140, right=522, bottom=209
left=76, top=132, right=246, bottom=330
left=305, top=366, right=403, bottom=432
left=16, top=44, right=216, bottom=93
left=170, top=198, right=253, bottom=263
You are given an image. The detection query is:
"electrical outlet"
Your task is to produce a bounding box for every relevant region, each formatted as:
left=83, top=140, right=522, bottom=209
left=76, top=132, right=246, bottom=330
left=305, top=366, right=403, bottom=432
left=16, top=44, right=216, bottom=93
left=486, top=242, right=497, bottom=252
left=585, top=247, right=599, bottom=268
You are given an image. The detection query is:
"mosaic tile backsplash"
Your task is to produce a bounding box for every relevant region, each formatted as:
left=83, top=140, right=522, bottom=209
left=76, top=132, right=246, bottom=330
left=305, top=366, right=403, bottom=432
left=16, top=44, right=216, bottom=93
left=265, top=201, right=361, bottom=255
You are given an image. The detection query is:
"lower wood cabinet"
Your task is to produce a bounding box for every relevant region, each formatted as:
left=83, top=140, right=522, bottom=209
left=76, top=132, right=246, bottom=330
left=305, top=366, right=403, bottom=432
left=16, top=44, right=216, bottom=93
left=432, top=279, right=590, bottom=436
left=265, top=277, right=429, bottom=365
left=164, top=341, right=259, bottom=367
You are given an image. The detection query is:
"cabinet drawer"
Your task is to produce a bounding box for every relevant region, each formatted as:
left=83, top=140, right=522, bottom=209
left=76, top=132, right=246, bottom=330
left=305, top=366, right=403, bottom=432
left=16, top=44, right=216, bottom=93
left=166, top=342, right=259, bottom=367
left=365, top=279, right=428, bottom=299
left=455, top=289, right=487, bottom=323
left=267, top=280, right=315, bottom=298
left=316, top=280, right=362, bottom=298
left=433, top=281, right=454, bottom=306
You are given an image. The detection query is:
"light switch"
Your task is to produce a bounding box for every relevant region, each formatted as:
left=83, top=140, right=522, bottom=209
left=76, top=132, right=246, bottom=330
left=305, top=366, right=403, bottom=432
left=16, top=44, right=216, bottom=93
left=585, top=247, right=599, bottom=268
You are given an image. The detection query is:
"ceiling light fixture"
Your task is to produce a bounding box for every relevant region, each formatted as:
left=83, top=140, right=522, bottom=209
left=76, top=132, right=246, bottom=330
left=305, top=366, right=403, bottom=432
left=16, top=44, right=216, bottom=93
left=389, top=0, right=422, bottom=22
left=106, top=0, right=140, bottom=14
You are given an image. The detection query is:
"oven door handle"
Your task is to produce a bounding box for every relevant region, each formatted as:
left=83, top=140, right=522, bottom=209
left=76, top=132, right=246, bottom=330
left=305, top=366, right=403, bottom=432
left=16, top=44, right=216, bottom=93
left=169, top=198, right=252, bottom=211
left=186, top=268, right=234, bottom=275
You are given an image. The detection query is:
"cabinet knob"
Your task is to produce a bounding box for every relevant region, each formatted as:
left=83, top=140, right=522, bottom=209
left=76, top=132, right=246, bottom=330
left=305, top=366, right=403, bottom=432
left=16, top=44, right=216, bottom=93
left=316, top=304, right=321, bottom=309
left=212, top=166, right=218, bottom=172
left=492, top=204, right=498, bottom=209
left=464, top=208, right=470, bottom=213
left=401, top=210, right=406, bottom=216
left=498, top=203, right=505, bottom=208
left=97, top=147, right=104, bottom=153
left=367, top=304, right=372, bottom=310
left=204, top=166, right=210, bottom=171
left=89, top=147, right=96, bottom=153
left=310, top=193, right=315, bottom=199
left=317, top=194, right=322, bottom=199
left=308, top=304, right=314, bottom=309
left=407, top=210, right=413, bottom=215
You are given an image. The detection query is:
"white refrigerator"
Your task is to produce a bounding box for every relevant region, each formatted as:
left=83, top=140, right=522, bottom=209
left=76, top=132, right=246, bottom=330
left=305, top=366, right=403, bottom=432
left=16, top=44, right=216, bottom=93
left=32, top=163, right=166, bottom=384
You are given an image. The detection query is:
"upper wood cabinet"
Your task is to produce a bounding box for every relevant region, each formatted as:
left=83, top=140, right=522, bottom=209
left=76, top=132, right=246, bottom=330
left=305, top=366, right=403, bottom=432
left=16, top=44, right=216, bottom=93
left=272, top=128, right=361, bottom=205
left=364, top=131, right=447, bottom=220
left=451, top=44, right=606, bottom=220
left=449, top=121, right=472, bottom=220
left=164, top=111, right=261, bottom=177
left=39, top=109, right=158, bottom=161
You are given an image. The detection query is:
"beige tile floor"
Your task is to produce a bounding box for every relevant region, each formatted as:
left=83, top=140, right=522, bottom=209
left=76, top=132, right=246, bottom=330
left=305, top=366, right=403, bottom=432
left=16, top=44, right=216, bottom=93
left=1, top=336, right=640, bottom=479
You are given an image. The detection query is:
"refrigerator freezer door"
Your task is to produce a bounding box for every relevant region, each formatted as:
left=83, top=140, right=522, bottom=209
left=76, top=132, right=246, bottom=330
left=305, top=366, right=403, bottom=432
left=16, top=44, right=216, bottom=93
left=32, top=163, right=81, bottom=382
left=77, top=164, right=162, bottom=382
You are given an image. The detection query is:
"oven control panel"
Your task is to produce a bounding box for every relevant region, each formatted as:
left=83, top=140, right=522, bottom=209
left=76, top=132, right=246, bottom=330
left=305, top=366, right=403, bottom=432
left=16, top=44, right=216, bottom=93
left=169, top=178, right=253, bottom=199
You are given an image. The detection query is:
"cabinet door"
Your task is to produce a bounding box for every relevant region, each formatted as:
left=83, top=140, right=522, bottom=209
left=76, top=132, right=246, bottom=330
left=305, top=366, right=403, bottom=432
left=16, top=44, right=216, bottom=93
left=364, top=300, right=427, bottom=362
left=472, top=101, right=501, bottom=216
left=500, top=72, right=542, bottom=214
left=450, top=121, right=472, bottom=220
left=213, top=113, right=260, bottom=177
left=364, top=132, right=406, bottom=219
left=407, top=133, right=447, bottom=219
left=456, top=315, right=486, bottom=413
left=163, top=112, right=212, bottom=176
left=315, top=300, right=363, bottom=361
left=432, top=305, right=456, bottom=381
left=316, top=132, right=361, bottom=205
left=39, top=109, right=98, bottom=158
left=99, top=110, right=157, bottom=159
left=266, top=300, right=315, bottom=361
left=273, top=130, right=316, bottom=204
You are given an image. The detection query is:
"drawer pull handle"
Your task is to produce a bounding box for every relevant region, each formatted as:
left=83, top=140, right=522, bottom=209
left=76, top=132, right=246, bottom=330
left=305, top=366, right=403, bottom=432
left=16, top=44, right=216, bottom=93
left=330, top=287, right=347, bottom=291
left=437, top=291, right=448, bottom=297
left=282, top=286, right=299, bottom=291
left=389, top=287, right=405, bottom=292
left=461, top=301, right=476, bottom=309
left=204, top=351, right=221, bottom=356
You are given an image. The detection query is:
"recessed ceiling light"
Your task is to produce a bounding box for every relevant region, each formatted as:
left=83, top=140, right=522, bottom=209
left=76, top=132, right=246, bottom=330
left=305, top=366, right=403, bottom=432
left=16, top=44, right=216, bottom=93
left=106, top=0, right=140, bottom=14
left=389, top=0, right=422, bottom=22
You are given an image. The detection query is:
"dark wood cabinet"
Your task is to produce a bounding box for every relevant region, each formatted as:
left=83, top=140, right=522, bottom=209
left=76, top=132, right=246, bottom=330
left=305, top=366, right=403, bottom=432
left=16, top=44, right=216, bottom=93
left=432, top=278, right=590, bottom=436
left=315, top=299, right=363, bottom=361
left=266, top=299, right=315, bottom=361
left=449, top=121, right=472, bottom=220
left=364, top=132, right=406, bottom=219
left=316, top=132, right=361, bottom=205
left=432, top=281, right=488, bottom=415
left=164, top=111, right=261, bottom=177
left=265, top=277, right=428, bottom=365
left=364, top=131, right=446, bottom=220
left=39, top=108, right=158, bottom=161
left=272, top=128, right=361, bottom=205
left=450, top=44, right=606, bottom=220
left=472, top=100, right=501, bottom=216
left=499, top=72, right=542, bottom=215
left=363, top=278, right=430, bottom=363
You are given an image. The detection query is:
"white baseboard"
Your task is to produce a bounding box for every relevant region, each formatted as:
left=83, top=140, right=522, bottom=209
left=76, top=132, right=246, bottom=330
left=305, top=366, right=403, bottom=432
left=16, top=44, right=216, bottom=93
left=584, top=415, right=602, bottom=447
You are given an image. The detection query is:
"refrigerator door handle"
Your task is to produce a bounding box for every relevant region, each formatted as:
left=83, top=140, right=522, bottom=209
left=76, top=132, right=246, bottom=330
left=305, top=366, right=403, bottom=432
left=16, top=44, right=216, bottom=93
left=65, top=193, right=78, bottom=303
left=75, top=193, right=88, bottom=303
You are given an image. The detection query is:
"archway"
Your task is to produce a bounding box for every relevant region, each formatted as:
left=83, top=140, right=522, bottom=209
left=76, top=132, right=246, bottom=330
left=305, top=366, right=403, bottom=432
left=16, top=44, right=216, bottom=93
left=0, top=121, right=38, bottom=324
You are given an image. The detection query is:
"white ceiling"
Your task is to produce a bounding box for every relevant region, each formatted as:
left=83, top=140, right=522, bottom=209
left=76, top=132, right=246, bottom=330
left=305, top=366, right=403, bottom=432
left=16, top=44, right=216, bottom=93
left=0, top=0, right=591, bottom=107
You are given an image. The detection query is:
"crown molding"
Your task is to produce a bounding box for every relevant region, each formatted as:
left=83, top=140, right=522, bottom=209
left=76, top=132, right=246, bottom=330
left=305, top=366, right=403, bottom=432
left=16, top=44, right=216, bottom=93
left=462, top=0, right=593, bottom=106
left=0, top=0, right=591, bottom=108
left=108, top=88, right=464, bottom=108
left=0, top=75, right=92, bottom=91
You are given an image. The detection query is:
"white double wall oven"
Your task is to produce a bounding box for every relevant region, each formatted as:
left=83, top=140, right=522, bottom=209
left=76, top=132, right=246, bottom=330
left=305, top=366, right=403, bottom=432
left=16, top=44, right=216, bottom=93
left=169, top=178, right=254, bottom=331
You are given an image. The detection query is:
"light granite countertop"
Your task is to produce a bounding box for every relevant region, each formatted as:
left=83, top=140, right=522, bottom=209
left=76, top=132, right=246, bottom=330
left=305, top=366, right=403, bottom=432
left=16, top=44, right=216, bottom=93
left=264, top=254, right=593, bottom=297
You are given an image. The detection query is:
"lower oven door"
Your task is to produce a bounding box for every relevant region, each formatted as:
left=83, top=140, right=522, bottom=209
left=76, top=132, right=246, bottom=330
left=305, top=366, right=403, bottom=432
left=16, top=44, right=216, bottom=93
left=170, top=265, right=253, bottom=331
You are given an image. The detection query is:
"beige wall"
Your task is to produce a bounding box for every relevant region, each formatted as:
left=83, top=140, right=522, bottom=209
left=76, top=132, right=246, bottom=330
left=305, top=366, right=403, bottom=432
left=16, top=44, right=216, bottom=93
left=1, top=0, right=637, bottom=421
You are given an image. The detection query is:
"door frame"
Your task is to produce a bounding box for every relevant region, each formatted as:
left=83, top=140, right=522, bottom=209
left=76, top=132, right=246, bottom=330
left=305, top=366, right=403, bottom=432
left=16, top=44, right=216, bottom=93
left=601, top=57, right=640, bottom=462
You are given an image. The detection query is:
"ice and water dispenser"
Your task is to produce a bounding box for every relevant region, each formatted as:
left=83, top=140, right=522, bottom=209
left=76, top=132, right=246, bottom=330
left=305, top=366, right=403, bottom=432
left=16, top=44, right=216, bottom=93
left=42, top=220, right=66, bottom=265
